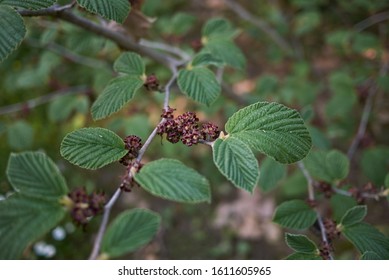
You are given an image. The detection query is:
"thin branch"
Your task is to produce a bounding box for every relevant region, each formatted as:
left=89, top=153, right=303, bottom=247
left=0, top=86, right=89, bottom=116
left=354, top=11, right=389, bottom=32
left=89, top=66, right=178, bottom=259
left=298, top=161, right=334, bottom=260
left=19, top=5, right=249, bottom=106
left=139, top=39, right=192, bottom=61
left=224, top=0, right=292, bottom=55
left=88, top=119, right=161, bottom=259
left=216, top=67, right=225, bottom=84
left=19, top=7, right=179, bottom=69
left=163, top=69, right=178, bottom=109
left=17, top=3, right=75, bottom=16
left=316, top=214, right=333, bottom=260
left=88, top=188, right=121, bottom=260
left=332, top=186, right=382, bottom=200
left=26, top=38, right=108, bottom=69
left=347, top=61, right=389, bottom=160
left=298, top=161, right=315, bottom=200
left=332, top=186, right=351, bottom=197
left=136, top=125, right=160, bottom=163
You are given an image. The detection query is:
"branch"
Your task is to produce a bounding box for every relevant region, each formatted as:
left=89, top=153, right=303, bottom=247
left=347, top=60, right=389, bottom=160
left=0, top=86, right=89, bottom=116
left=298, top=161, right=334, bottom=260
left=298, top=161, right=315, bottom=200
left=20, top=5, right=250, bottom=106
left=88, top=188, right=121, bottom=260
left=89, top=64, right=178, bottom=259
left=163, top=69, right=178, bottom=109
left=224, top=0, right=293, bottom=55
left=332, top=185, right=383, bottom=200
left=19, top=7, right=179, bottom=69
left=354, top=11, right=389, bottom=32
left=26, top=38, right=108, bottom=69
left=139, top=39, right=192, bottom=61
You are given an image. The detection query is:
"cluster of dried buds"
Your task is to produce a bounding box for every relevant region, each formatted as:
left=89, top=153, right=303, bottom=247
left=349, top=182, right=378, bottom=204
left=315, top=181, right=334, bottom=198
left=323, top=218, right=341, bottom=241
left=157, top=107, right=220, bottom=147
left=118, top=135, right=144, bottom=192
left=120, top=161, right=143, bottom=192
left=119, top=135, right=143, bottom=166
left=143, top=74, right=160, bottom=91
left=67, top=187, right=106, bottom=227
left=318, top=218, right=341, bottom=259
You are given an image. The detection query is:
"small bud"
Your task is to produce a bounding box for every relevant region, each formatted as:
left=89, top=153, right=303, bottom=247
left=68, top=187, right=106, bottom=227
left=144, top=74, right=160, bottom=91
left=119, top=135, right=143, bottom=166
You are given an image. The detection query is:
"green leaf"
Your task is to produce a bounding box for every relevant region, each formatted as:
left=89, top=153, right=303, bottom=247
left=340, top=206, right=367, bottom=227
left=342, top=222, right=389, bottom=259
left=212, top=137, right=259, bottom=193
left=0, top=194, right=65, bottom=259
left=0, top=5, right=26, bottom=63
left=285, top=252, right=322, bottom=260
left=60, top=127, right=128, bottom=169
left=7, top=152, right=68, bottom=200
left=156, top=12, right=196, bottom=36
left=361, top=147, right=389, bottom=186
left=225, top=102, right=312, bottom=164
left=113, top=52, right=145, bottom=77
left=91, top=76, right=144, bottom=120
left=1, top=152, right=68, bottom=259
left=361, top=251, right=382, bottom=260
left=259, top=157, right=286, bottom=192
left=191, top=52, right=223, bottom=68
left=273, top=200, right=317, bottom=230
left=330, top=194, right=357, bottom=222
left=326, top=150, right=350, bottom=181
left=202, top=18, right=236, bottom=40
left=7, top=120, right=33, bottom=150
left=285, top=233, right=318, bottom=253
left=76, top=0, right=130, bottom=23
left=203, top=39, right=246, bottom=69
left=177, top=67, right=221, bottom=106
left=101, top=209, right=160, bottom=258
left=135, top=159, right=211, bottom=203
left=0, top=0, right=56, bottom=10
left=48, top=94, right=89, bottom=123
left=304, top=150, right=349, bottom=183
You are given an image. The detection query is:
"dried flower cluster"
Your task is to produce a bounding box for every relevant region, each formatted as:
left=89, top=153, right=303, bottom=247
left=120, top=162, right=143, bottom=192
left=119, top=135, right=143, bottom=166
left=68, top=187, right=106, bottom=226
left=143, top=74, right=160, bottom=91
left=157, top=107, right=220, bottom=146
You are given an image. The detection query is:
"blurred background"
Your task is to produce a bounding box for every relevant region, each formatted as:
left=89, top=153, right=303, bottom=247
left=1, top=0, right=389, bottom=259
